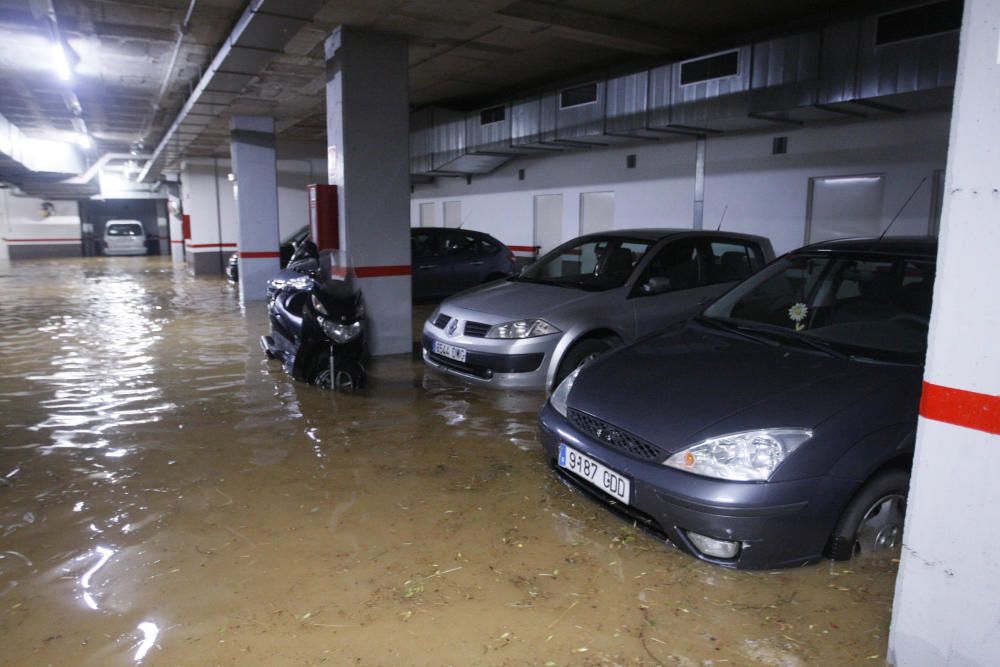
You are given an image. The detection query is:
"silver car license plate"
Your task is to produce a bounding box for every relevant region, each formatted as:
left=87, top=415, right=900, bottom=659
left=559, top=444, right=630, bottom=505
left=433, top=340, right=467, bottom=363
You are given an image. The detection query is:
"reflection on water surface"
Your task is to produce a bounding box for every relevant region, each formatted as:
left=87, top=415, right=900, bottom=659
left=0, top=257, right=897, bottom=665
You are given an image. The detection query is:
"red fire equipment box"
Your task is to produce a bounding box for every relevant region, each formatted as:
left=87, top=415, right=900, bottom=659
left=308, top=184, right=339, bottom=250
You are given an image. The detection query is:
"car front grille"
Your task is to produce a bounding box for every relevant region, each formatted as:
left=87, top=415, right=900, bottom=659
left=568, top=409, right=666, bottom=462
left=463, top=321, right=491, bottom=337
left=433, top=313, right=451, bottom=329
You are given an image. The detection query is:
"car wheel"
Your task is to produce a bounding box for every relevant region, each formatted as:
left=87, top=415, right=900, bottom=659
left=828, top=469, right=909, bottom=560
left=553, top=338, right=616, bottom=388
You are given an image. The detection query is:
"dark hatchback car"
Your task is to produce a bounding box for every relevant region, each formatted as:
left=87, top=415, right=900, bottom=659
left=226, top=225, right=310, bottom=282
left=229, top=226, right=515, bottom=299
left=539, top=236, right=936, bottom=569
left=411, top=227, right=517, bottom=300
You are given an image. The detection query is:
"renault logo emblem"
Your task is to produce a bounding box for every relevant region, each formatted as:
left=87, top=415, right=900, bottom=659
left=446, top=319, right=460, bottom=337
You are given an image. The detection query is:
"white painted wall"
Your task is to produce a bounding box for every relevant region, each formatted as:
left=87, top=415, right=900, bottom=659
left=180, top=157, right=324, bottom=255
left=0, top=189, right=81, bottom=259
left=410, top=113, right=949, bottom=256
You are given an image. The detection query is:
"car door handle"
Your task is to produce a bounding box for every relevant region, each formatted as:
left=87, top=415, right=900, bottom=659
left=418, top=264, right=437, bottom=269
left=470, top=261, right=484, bottom=266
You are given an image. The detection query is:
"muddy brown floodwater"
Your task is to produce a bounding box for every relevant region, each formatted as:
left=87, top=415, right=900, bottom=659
left=0, top=257, right=900, bottom=666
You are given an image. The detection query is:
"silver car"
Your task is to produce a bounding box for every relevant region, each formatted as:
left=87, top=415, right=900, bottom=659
left=421, top=229, right=775, bottom=390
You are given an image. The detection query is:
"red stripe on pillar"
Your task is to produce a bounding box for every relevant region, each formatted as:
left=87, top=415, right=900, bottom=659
left=508, top=245, right=537, bottom=252
left=355, top=265, right=412, bottom=278
left=3, top=237, right=81, bottom=243
left=241, top=251, right=281, bottom=259
left=188, top=243, right=238, bottom=249
left=920, top=381, right=1000, bottom=435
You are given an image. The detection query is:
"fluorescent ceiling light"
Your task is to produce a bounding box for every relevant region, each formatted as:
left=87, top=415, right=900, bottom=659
left=74, top=133, right=92, bottom=149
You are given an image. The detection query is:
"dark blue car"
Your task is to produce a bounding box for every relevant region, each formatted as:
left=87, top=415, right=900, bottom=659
left=411, top=227, right=517, bottom=300
left=539, top=236, right=936, bottom=569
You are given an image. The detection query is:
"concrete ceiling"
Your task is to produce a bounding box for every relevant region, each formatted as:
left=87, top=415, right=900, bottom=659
left=0, top=0, right=904, bottom=187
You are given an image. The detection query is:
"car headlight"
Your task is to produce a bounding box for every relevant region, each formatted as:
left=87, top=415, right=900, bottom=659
left=311, top=294, right=328, bottom=316
left=318, top=317, right=363, bottom=343
left=663, top=428, right=813, bottom=481
left=549, top=367, right=582, bottom=417
left=486, top=319, right=561, bottom=339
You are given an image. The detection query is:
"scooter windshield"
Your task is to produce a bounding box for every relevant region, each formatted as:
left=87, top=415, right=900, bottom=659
left=318, top=250, right=359, bottom=298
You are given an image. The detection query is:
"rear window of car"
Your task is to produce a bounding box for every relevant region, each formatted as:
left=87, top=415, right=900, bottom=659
left=705, top=240, right=764, bottom=284
left=478, top=238, right=501, bottom=254
left=442, top=232, right=479, bottom=256
left=106, top=224, right=142, bottom=236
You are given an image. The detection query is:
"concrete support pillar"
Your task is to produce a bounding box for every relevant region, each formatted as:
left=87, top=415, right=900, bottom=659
left=166, top=184, right=185, bottom=266
left=230, top=116, right=281, bottom=302
left=888, top=2, right=1000, bottom=665
left=325, top=27, right=412, bottom=355
left=179, top=158, right=233, bottom=275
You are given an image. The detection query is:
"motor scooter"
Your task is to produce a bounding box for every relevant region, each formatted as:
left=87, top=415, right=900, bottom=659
left=261, top=242, right=367, bottom=389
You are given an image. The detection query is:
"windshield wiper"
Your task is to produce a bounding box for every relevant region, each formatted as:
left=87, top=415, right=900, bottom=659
left=733, top=323, right=850, bottom=360
left=696, top=316, right=780, bottom=348
left=512, top=276, right=577, bottom=288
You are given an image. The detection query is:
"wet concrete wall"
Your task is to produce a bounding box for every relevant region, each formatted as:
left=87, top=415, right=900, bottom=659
left=0, top=189, right=81, bottom=260
left=180, top=157, right=325, bottom=275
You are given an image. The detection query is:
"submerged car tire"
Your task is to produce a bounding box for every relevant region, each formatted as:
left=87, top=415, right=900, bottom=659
left=553, top=337, right=616, bottom=388
left=309, top=352, right=365, bottom=391
left=828, top=469, right=909, bottom=560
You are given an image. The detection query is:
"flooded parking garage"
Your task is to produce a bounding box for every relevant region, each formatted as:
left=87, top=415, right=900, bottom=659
left=0, top=258, right=900, bottom=666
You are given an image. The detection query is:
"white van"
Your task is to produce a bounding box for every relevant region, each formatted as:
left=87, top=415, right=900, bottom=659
left=103, top=220, right=147, bottom=256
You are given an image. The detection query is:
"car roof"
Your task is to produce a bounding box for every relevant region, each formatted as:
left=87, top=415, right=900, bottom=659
left=106, top=219, right=143, bottom=225
left=798, top=235, right=938, bottom=258
left=577, top=228, right=771, bottom=243
left=411, top=227, right=502, bottom=241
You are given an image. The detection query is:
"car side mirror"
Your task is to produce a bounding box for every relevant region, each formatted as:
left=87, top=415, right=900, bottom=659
left=641, top=276, right=672, bottom=295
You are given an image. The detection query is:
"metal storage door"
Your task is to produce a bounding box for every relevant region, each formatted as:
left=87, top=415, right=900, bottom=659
left=443, top=201, right=462, bottom=228
left=419, top=202, right=435, bottom=227
left=806, top=175, right=884, bottom=244
left=579, top=191, right=614, bottom=236
left=533, top=194, right=563, bottom=256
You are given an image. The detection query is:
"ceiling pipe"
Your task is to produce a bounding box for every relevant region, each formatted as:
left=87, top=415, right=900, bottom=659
left=63, top=153, right=151, bottom=185
left=137, top=0, right=197, bottom=149
left=28, top=0, right=92, bottom=148
left=137, top=0, right=326, bottom=182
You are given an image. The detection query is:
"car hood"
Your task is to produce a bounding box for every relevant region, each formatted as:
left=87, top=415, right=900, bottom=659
left=567, top=321, right=922, bottom=454
left=444, top=279, right=597, bottom=319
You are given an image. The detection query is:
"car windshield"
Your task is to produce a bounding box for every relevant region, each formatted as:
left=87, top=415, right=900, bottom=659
left=106, top=224, right=142, bottom=236
left=702, top=251, right=935, bottom=363
left=516, top=236, right=653, bottom=291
